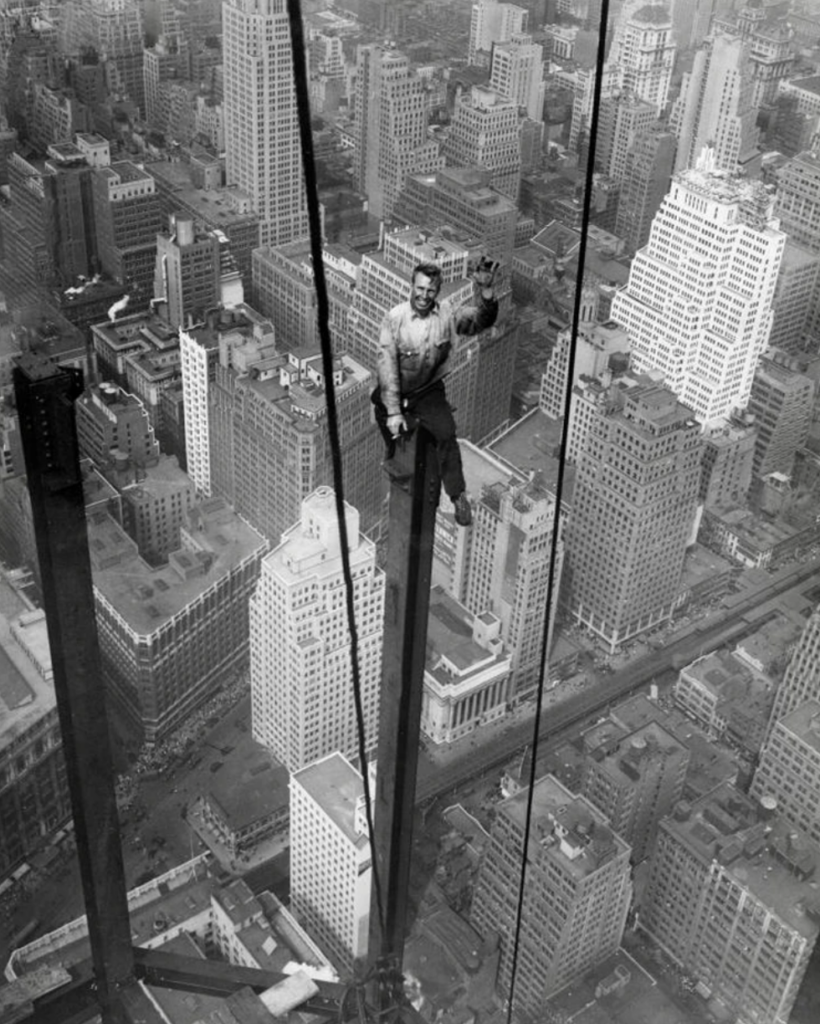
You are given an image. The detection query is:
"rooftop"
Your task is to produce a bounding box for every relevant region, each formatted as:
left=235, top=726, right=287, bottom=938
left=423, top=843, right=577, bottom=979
left=205, top=745, right=289, bottom=831
left=89, top=497, right=267, bottom=635
left=488, top=408, right=572, bottom=503
left=505, top=774, right=629, bottom=879
left=666, top=782, right=820, bottom=940
left=425, top=587, right=505, bottom=684
left=0, top=600, right=54, bottom=756
left=778, top=699, right=820, bottom=755
left=291, top=752, right=368, bottom=850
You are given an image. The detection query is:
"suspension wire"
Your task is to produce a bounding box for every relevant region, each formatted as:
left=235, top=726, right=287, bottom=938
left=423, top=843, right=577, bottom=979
left=503, top=2, right=612, bottom=1019
left=285, top=0, right=387, bottom=946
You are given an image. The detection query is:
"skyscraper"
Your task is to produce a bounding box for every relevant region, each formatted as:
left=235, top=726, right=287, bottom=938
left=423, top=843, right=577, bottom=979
left=443, top=86, right=521, bottom=202
left=670, top=31, right=760, bottom=176
left=750, top=699, right=820, bottom=849
left=775, top=150, right=820, bottom=256
left=608, top=2, right=675, bottom=116
left=468, top=0, right=528, bottom=66
left=353, top=45, right=443, bottom=223
left=762, top=606, right=820, bottom=745
left=746, top=351, right=814, bottom=480
left=611, top=159, right=785, bottom=423
left=641, top=782, right=819, bottom=1024
left=223, top=0, right=308, bottom=248
left=489, top=34, right=544, bottom=122
left=613, top=122, right=676, bottom=254
left=208, top=322, right=383, bottom=544
left=563, top=382, right=701, bottom=652
left=249, top=488, right=384, bottom=772
left=433, top=442, right=562, bottom=701
left=290, top=752, right=372, bottom=974
left=471, top=775, right=632, bottom=1014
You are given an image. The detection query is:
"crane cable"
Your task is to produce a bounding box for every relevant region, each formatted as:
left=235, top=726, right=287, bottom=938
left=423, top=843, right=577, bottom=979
left=503, top=2, right=612, bottom=1019
left=285, top=0, right=387, bottom=953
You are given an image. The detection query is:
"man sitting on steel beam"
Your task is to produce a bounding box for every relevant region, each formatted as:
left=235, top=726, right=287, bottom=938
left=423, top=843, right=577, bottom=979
left=371, top=256, right=499, bottom=527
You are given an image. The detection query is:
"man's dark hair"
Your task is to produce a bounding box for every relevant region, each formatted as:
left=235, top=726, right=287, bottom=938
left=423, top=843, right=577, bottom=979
left=411, top=262, right=443, bottom=287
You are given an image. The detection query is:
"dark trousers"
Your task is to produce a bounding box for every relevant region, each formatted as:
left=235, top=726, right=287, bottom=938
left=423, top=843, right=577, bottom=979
left=372, top=380, right=466, bottom=499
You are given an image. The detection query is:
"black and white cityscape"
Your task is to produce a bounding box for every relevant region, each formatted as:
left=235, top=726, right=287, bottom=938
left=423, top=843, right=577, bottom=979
left=3, top=1, right=820, bottom=1022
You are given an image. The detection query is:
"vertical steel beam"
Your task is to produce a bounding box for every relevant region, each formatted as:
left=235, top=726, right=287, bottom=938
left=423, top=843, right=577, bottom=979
left=13, top=354, right=134, bottom=1023
left=369, top=428, right=440, bottom=1010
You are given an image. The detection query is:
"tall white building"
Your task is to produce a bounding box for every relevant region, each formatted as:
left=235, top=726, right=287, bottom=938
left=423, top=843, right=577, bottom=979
left=670, top=32, right=760, bottom=176
left=762, top=606, right=820, bottom=747
left=290, top=752, right=372, bottom=974
left=223, top=0, right=309, bottom=247
left=489, top=34, right=545, bottom=122
left=468, top=0, right=528, bottom=66
left=353, top=45, right=443, bottom=223
left=610, top=156, right=785, bottom=422
left=250, top=488, right=384, bottom=773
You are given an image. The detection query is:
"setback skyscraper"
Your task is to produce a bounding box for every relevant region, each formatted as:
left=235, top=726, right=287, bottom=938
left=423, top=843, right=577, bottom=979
left=249, top=489, right=383, bottom=772
left=223, top=0, right=308, bottom=247
left=611, top=157, right=785, bottom=423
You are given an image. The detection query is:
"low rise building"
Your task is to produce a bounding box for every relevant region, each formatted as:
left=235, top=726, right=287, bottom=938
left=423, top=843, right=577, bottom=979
left=422, top=586, right=511, bottom=745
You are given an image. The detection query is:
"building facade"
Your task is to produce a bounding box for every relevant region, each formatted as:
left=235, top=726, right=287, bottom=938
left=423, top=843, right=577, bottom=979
left=290, top=752, right=372, bottom=975
left=250, top=489, right=383, bottom=772
left=471, top=775, right=632, bottom=1015
left=563, top=382, right=701, bottom=652
left=611, top=161, right=785, bottom=423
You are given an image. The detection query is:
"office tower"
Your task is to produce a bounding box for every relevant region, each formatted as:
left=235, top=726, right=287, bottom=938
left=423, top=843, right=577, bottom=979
left=143, top=34, right=191, bottom=135
left=422, top=587, right=511, bottom=744
left=489, top=34, right=544, bottom=122
left=751, top=699, right=820, bottom=848
left=763, top=606, right=820, bottom=743
left=91, top=496, right=267, bottom=745
left=75, top=382, right=196, bottom=563
left=443, top=86, right=521, bottom=202
left=614, top=123, right=676, bottom=254
left=670, top=32, right=760, bottom=176
left=568, top=62, right=622, bottom=156
left=769, top=240, right=820, bottom=353
left=563, top=382, right=701, bottom=652
left=154, top=216, right=243, bottom=331
left=60, top=0, right=146, bottom=115
left=747, top=352, right=814, bottom=480
left=223, top=0, right=308, bottom=248
left=290, top=753, right=372, bottom=974
left=353, top=45, right=443, bottom=223
left=608, top=2, right=675, bottom=116
left=580, top=719, right=689, bottom=862
left=0, top=145, right=96, bottom=289
left=698, top=416, right=755, bottom=509
left=642, top=783, right=819, bottom=1024
left=611, top=161, right=785, bottom=423
left=179, top=322, right=224, bottom=497
left=468, top=0, right=528, bottom=66
left=775, top=150, right=820, bottom=256
left=669, top=0, right=717, bottom=52
left=0, top=604, right=71, bottom=879
left=434, top=442, right=562, bottom=701
left=540, top=309, right=630, bottom=420
left=92, top=160, right=164, bottom=310
left=251, top=239, right=349, bottom=351
left=596, top=93, right=656, bottom=184
left=714, top=1, right=795, bottom=111
left=250, top=489, right=383, bottom=772
left=471, top=775, right=632, bottom=1013
left=209, top=330, right=383, bottom=544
